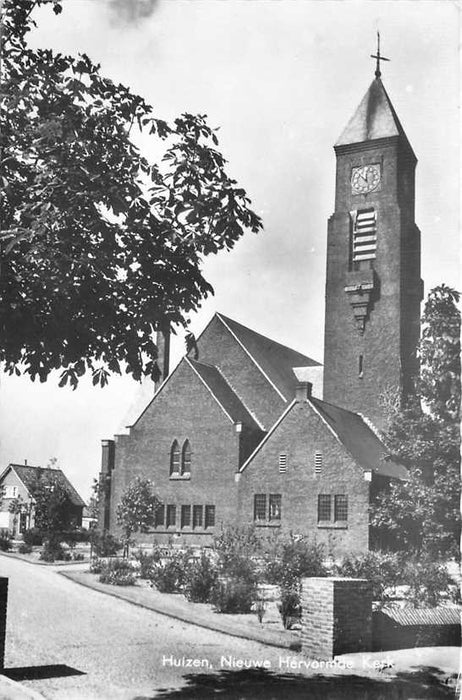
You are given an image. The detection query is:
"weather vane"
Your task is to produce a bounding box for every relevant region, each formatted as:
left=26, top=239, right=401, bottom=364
left=371, top=31, right=390, bottom=79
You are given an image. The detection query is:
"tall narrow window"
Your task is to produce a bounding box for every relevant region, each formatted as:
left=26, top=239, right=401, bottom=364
left=334, top=495, right=348, bottom=521
left=155, top=504, right=165, bottom=528
left=279, top=453, right=287, bottom=473
left=254, top=494, right=266, bottom=522
left=204, top=505, right=215, bottom=529
left=314, top=452, right=323, bottom=474
left=170, top=440, right=180, bottom=475
left=181, top=440, right=191, bottom=475
left=166, top=504, right=176, bottom=527
left=359, top=354, right=364, bottom=378
left=352, top=208, right=377, bottom=269
left=269, top=494, right=282, bottom=521
left=317, top=494, right=331, bottom=522
left=181, top=505, right=191, bottom=528
left=193, top=505, right=203, bottom=529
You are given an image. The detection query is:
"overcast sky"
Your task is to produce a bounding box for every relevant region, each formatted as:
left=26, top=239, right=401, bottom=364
left=0, top=0, right=459, bottom=501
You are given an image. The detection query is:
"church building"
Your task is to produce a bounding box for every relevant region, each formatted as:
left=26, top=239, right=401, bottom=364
left=98, top=54, right=422, bottom=554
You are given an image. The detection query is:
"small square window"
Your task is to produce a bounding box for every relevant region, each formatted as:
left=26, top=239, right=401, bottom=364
left=269, top=494, right=281, bottom=521
left=334, top=495, right=348, bottom=521
left=181, top=505, right=191, bottom=528
left=318, top=494, right=331, bottom=522
left=204, top=505, right=215, bottom=529
left=166, top=504, right=176, bottom=528
left=253, top=494, right=266, bottom=521
left=193, top=505, right=203, bottom=529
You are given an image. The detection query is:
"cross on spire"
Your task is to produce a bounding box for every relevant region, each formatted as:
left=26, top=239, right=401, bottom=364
left=370, top=31, right=390, bottom=79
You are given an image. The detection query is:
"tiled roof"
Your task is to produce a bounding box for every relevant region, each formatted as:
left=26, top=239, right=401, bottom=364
left=188, top=360, right=262, bottom=430
left=380, top=606, right=461, bottom=627
left=217, top=313, right=321, bottom=401
left=311, top=398, right=408, bottom=479
left=336, top=78, right=414, bottom=157
left=6, top=464, right=86, bottom=507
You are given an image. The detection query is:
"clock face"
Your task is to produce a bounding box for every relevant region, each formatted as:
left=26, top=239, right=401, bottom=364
left=351, top=164, right=381, bottom=194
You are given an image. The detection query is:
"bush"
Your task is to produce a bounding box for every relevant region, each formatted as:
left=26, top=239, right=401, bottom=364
left=62, top=528, right=91, bottom=545
left=211, top=577, right=257, bottom=614
left=23, top=528, right=43, bottom=546
left=0, top=532, right=12, bottom=552
left=18, top=543, right=33, bottom=554
left=264, top=534, right=326, bottom=586
left=72, top=552, right=85, bottom=561
left=184, top=552, right=219, bottom=603
left=334, top=551, right=402, bottom=602
left=99, top=558, right=136, bottom=586
left=148, top=551, right=190, bottom=593
left=90, top=529, right=123, bottom=557
left=39, top=537, right=71, bottom=562
left=278, top=589, right=302, bottom=630
left=89, top=557, right=105, bottom=574
left=401, top=555, right=459, bottom=608
left=134, top=548, right=163, bottom=579
left=213, top=525, right=261, bottom=577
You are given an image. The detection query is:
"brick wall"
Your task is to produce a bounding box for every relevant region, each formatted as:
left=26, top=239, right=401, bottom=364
left=301, top=577, right=372, bottom=659
left=237, top=399, right=371, bottom=555
left=0, top=578, right=7, bottom=670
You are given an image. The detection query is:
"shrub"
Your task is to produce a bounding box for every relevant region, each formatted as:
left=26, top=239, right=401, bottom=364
left=278, top=589, right=302, bottom=630
left=184, top=552, right=219, bottom=603
left=90, top=529, right=123, bottom=557
left=72, top=552, right=85, bottom=561
left=334, top=551, right=402, bottom=602
left=23, top=528, right=43, bottom=546
left=401, top=555, right=459, bottom=608
left=62, top=528, right=91, bottom=545
left=18, top=543, right=33, bottom=554
left=211, top=577, right=257, bottom=614
left=148, top=551, right=190, bottom=593
left=89, top=557, right=105, bottom=574
left=134, top=548, right=163, bottom=579
left=99, top=558, right=136, bottom=586
left=264, top=534, right=326, bottom=586
left=213, top=525, right=261, bottom=577
left=0, top=533, right=12, bottom=552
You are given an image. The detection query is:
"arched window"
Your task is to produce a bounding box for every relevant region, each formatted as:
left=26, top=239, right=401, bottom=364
left=181, top=440, right=191, bottom=475
left=170, top=440, right=180, bottom=475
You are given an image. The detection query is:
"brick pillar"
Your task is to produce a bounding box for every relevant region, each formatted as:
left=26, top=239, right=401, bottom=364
left=301, top=577, right=372, bottom=659
left=0, top=578, right=8, bottom=670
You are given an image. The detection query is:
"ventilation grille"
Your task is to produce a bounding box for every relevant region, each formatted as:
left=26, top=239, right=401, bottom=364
left=314, top=452, right=323, bottom=474
left=353, top=209, right=377, bottom=262
left=279, top=453, right=287, bottom=473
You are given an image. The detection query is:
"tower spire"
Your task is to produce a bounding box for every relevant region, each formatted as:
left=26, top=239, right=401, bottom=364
left=370, top=31, right=390, bottom=79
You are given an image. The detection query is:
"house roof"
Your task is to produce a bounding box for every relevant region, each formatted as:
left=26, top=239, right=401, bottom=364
left=3, top=464, right=86, bottom=507
left=310, top=397, right=408, bottom=479
left=379, top=606, right=460, bottom=627
left=216, top=313, right=321, bottom=401
left=335, top=78, right=415, bottom=158
left=188, top=359, right=262, bottom=430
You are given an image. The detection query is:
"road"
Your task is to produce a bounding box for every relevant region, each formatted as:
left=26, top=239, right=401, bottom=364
left=0, top=556, right=457, bottom=699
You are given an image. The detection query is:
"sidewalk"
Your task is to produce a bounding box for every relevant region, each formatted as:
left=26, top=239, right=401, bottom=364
left=0, top=674, right=44, bottom=699
left=60, top=569, right=301, bottom=651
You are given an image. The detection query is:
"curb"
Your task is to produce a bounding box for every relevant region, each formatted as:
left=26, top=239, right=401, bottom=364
left=59, top=570, right=301, bottom=652
left=0, top=674, right=45, bottom=699
left=0, top=551, right=89, bottom=568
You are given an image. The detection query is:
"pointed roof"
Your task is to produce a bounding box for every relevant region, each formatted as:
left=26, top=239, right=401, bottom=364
left=336, top=78, right=414, bottom=156
left=215, top=313, right=321, bottom=402
left=1, top=464, right=86, bottom=507
left=187, top=359, right=263, bottom=430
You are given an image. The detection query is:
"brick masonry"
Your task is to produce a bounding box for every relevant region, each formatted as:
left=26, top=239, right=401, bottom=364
left=0, top=577, right=7, bottom=670
left=301, top=577, right=373, bottom=659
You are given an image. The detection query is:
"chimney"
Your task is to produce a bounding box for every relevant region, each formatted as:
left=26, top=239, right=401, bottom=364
left=101, top=439, right=115, bottom=475
left=295, top=381, right=312, bottom=402
left=155, top=325, right=171, bottom=391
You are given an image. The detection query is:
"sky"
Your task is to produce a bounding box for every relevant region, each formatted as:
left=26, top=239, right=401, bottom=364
left=0, top=0, right=459, bottom=501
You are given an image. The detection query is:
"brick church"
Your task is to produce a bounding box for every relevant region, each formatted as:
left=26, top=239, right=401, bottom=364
left=98, top=60, right=422, bottom=554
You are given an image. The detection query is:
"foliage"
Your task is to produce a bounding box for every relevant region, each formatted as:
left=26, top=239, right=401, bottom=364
left=61, top=528, right=90, bottom=545
left=254, top=600, right=266, bottom=624
left=18, top=542, right=33, bottom=554
left=89, top=557, right=105, bottom=574
left=40, top=537, right=71, bottom=561
left=27, top=468, right=78, bottom=539
left=263, top=533, right=326, bottom=587
left=22, top=527, right=43, bottom=546
left=334, top=551, right=402, bottom=602
left=90, top=529, right=123, bottom=557
left=278, top=589, right=301, bottom=630
left=210, top=578, right=257, bottom=614
left=0, top=0, right=262, bottom=388
left=0, top=531, right=12, bottom=551
left=72, top=551, right=85, bottom=561
left=133, top=548, right=163, bottom=579
left=212, top=525, right=260, bottom=582
left=184, top=552, right=219, bottom=603
left=402, top=555, right=459, bottom=608
left=148, top=550, right=190, bottom=593
left=99, top=558, right=136, bottom=586
left=116, top=477, right=160, bottom=555
left=372, top=285, right=461, bottom=558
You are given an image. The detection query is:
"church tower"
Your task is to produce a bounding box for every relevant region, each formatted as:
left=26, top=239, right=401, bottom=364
left=323, top=44, right=423, bottom=429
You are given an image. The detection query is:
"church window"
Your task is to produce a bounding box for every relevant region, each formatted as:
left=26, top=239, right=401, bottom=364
left=204, top=505, right=215, bottom=529
left=314, top=452, right=323, bottom=474
left=166, top=504, right=176, bottom=527
left=155, top=504, right=165, bottom=528
left=269, top=494, right=282, bottom=521
left=334, top=495, right=348, bottom=521
left=317, top=494, right=331, bottom=521
left=351, top=208, right=377, bottom=269
left=170, top=441, right=180, bottom=475
left=254, top=494, right=266, bottom=521
left=279, top=453, right=287, bottom=473
left=193, top=505, right=203, bottom=529
left=181, top=440, right=191, bottom=475
left=181, top=505, right=191, bottom=528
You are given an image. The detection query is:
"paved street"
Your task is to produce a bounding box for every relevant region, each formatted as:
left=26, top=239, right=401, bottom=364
left=1, top=556, right=458, bottom=699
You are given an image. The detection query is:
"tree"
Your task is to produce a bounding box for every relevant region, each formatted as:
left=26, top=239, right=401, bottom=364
left=371, top=285, right=461, bottom=558
left=29, top=468, right=76, bottom=536
left=116, top=477, right=160, bottom=556
left=0, top=0, right=262, bottom=388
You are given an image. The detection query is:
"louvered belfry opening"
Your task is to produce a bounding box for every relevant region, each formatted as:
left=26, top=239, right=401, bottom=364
left=352, top=208, right=377, bottom=268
